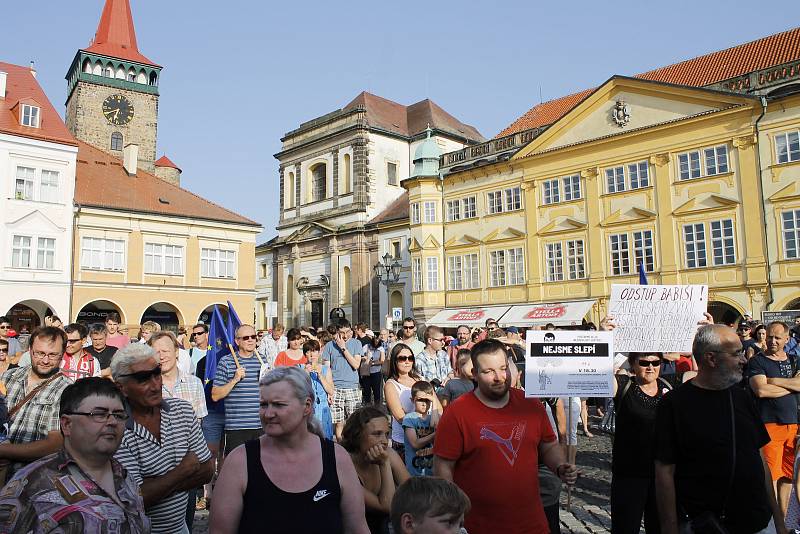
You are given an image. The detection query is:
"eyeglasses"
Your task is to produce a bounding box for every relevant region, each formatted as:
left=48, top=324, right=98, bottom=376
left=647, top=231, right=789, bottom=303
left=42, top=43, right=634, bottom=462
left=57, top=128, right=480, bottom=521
left=32, top=351, right=62, bottom=361
left=713, top=349, right=746, bottom=359
left=66, top=338, right=83, bottom=344
left=118, top=365, right=162, bottom=383
left=636, top=360, right=662, bottom=367
left=192, top=331, right=206, bottom=337
left=0, top=325, right=8, bottom=330
left=0, top=348, right=7, bottom=353
left=430, top=337, right=445, bottom=343
left=402, top=326, right=415, bottom=330
left=396, top=355, right=415, bottom=362
left=238, top=335, right=257, bottom=341
left=64, top=410, right=129, bottom=423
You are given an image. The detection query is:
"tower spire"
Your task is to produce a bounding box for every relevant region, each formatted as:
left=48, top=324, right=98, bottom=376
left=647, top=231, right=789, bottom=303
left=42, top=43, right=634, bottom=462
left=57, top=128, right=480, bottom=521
left=84, top=0, right=158, bottom=66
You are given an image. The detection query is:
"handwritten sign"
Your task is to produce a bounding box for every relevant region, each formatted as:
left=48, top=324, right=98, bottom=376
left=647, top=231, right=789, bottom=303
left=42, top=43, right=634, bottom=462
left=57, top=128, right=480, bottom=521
left=608, top=284, right=707, bottom=353
left=525, top=330, right=614, bottom=398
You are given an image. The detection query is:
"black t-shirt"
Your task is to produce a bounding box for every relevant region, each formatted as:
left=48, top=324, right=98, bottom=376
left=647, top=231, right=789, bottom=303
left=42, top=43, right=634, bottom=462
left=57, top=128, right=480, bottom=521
left=85, top=345, right=117, bottom=369
left=746, top=353, right=799, bottom=424
left=654, top=382, right=771, bottom=534
left=612, top=375, right=669, bottom=477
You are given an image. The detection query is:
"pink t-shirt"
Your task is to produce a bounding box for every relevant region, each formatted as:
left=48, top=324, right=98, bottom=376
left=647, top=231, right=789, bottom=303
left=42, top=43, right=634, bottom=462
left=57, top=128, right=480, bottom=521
left=105, top=333, right=130, bottom=349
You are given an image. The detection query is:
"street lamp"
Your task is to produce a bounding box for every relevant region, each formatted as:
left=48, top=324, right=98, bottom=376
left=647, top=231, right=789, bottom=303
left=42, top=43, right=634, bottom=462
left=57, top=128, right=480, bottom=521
left=374, top=252, right=401, bottom=327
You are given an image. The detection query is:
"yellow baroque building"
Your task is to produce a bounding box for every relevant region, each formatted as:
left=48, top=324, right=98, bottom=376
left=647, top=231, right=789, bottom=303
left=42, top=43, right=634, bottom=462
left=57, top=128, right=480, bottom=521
left=405, top=29, right=800, bottom=326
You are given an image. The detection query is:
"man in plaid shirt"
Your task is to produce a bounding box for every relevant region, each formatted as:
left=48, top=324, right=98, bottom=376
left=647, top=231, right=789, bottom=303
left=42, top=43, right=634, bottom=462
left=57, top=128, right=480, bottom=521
left=0, top=327, right=71, bottom=476
left=414, top=325, right=454, bottom=386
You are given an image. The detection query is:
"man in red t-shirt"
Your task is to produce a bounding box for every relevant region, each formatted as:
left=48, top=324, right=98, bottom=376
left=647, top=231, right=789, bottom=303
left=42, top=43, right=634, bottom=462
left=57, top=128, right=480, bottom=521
left=434, top=339, right=577, bottom=534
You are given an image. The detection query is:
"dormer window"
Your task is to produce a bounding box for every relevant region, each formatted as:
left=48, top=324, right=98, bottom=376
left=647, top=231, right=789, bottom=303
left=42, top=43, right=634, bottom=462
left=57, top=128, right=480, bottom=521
left=21, top=104, right=40, bottom=128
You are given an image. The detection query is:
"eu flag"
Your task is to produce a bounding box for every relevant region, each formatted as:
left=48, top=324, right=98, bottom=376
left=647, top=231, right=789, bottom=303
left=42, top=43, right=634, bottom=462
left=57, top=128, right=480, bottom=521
left=206, top=305, right=230, bottom=384
left=226, top=300, right=243, bottom=351
left=638, top=262, right=649, bottom=285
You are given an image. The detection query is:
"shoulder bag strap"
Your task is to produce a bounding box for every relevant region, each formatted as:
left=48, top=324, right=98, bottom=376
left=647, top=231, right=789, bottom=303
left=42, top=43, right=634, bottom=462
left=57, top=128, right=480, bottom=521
left=8, top=372, right=63, bottom=420
left=721, top=389, right=736, bottom=519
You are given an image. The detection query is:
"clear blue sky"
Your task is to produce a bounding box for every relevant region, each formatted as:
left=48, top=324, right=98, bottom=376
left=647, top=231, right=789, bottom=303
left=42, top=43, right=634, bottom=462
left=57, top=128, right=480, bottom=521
left=3, top=1, right=799, bottom=243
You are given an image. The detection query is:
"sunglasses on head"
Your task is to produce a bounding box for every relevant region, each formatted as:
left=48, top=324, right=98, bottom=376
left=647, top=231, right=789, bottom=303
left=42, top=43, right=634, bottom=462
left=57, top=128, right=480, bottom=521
left=637, top=359, right=661, bottom=367
left=119, top=365, right=162, bottom=383
left=238, top=335, right=257, bottom=341
left=396, top=355, right=415, bottom=362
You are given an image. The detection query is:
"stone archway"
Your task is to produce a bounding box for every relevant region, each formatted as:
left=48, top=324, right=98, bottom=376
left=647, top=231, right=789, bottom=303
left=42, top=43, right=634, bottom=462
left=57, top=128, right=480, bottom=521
left=140, top=302, right=184, bottom=333
left=198, top=304, right=229, bottom=325
left=77, top=299, right=126, bottom=326
left=5, top=299, right=55, bottom=332
left=707, top=300, right=742, bottom=326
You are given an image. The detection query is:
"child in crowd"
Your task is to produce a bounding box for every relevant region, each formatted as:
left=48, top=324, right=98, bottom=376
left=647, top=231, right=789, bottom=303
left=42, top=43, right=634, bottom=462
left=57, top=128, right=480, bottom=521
left=390, top=476, right=471, bottom=534
left=439, top=349, right=474, bottom=409
left=402, top=381, right=438, bottom=476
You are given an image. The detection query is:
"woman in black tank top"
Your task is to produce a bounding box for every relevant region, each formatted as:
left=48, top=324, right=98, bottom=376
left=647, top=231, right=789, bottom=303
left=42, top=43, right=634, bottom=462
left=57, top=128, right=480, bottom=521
left=209, top=367, right=370, bottom=534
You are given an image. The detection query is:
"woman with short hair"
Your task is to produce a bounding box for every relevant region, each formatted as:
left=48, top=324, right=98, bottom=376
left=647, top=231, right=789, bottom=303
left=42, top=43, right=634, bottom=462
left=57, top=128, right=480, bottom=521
left=209, top=367, right=369, bottom=534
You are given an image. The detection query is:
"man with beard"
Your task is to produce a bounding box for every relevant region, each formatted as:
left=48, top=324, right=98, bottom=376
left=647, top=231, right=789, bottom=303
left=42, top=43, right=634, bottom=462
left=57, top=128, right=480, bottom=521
left=0, top=326, right=72, bottom=476
left=655, top=324, right=785, bottom=534
left=447, top=325, right=474, bottom=370
left=0, top=377, right=149, bottom=532
left=433, top=339, right=577, bottom=534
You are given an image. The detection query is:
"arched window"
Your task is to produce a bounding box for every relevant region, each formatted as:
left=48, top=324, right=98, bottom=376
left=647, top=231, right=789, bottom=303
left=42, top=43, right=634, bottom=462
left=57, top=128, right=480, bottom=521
left=104, top=65, right=114, bottom=77
left=341, top=154, right=351, bottom=194
left=82, top=59, right=92, bottom=73
left=93, top=61, right=103, bottom=75
left=309, top=163, right=326, bottom=203
left=127, top=69, right=136, bottom=82
left=285, top=172, right=295, bottom=208
left=341, top=267, right=351, bottom=304
left=137, top=70, right=147, bottom=84
left=115, top=67, right=125, bottom=80
left=110, top=132, right=123, bottom=151
left=149, top=72, right=158, bottom=86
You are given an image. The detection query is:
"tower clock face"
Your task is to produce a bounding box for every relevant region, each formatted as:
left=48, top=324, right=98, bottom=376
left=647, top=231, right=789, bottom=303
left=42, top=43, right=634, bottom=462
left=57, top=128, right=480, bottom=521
left=102, top=94, right=134, bottom=126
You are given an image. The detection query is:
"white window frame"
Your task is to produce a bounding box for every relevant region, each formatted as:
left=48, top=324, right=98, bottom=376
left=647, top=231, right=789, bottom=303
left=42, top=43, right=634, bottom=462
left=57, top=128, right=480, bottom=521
left=609, top=233, right=631, bottom=275
left=683, top=223, right=707, bottom=269
left=487, top=191, right=503, bottom=214
left=20, top=104, right=40, bottom=128
left=446, top=200, right=461, bottom=222
left=566, top=239, right=586, bottom=280
left=201, top=248, right=236, bottom=279
left=783, top=209, right=800, bottom=259
left=489, top=250, right=506, bottom=287
left=710, top=219, right=736, bottom=266
left=489, top=247, right=524, bottom=287
left=36, top=237, right=55, bottom=270
left=605, top=166, right=625, bottom=193
left=144, top=243, right=184, bottom=275
left=423, top=201, right=436, bottom=223
left=80, top=237, right=125, bottom=271
left=545, top=242, right=564, bottom=282
left=462, top=196, right=477, bottom=219
left=504, top=187, right=522, bottom=211
left=677, top=145, right=729, bottom=180
left=563, top=174, right=581, bottom=201
left=542, top=179, right=560, bottom=205
left=507, top=247, right=525, bottom=285
left=412, top=258, right=422, bottom=291
left=410, top=203, right=421, bottom=225
left=39, top=170, right=59, bottom=203
left=633, top=230, right=654, bottom=273
left=14, top=166, right=35, bottom=200
left=11, top=235, right=32, bottom=268
left=426, top=257, right=439, bottom=291
left=775, top=131, right=800, bottom=164
left=447, top=256, right=463, bottom=290
left=628, top=161, right=649, bottom=189
left=605, top=161, right=649, bottom=193
left=463, top=253, right=480, bottom=289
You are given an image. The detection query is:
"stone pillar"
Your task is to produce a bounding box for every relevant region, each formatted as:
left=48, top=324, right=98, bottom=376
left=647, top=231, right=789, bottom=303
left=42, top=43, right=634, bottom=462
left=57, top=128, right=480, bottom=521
left=650, top=153, right=679, bottom=284
left=273, top=256, right=283, bottom=327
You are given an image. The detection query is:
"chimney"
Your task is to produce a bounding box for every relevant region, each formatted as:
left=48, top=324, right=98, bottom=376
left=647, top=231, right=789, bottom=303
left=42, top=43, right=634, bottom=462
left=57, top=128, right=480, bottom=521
left=123, top=143, right=139, bottom=175
left=29, top=61, right=36, bottom=79
left=0, top=72, right=6, bottom=98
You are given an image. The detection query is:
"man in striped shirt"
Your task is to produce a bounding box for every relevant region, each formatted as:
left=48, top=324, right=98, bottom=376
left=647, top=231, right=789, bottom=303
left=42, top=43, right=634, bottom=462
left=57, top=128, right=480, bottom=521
left=212, top=324, right=265, bottom=454
left=112, top=343, right=213, bottom=534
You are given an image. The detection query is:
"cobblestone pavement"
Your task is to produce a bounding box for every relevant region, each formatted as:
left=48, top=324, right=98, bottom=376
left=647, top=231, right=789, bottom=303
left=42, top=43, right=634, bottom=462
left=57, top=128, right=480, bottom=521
left=192, top=419, right=614, bottom=534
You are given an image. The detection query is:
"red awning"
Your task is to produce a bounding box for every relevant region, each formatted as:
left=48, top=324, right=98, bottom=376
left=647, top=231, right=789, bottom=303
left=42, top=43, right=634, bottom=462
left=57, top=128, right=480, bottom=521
left=427, top=306, right=512, bottom=327
left=499, top=300, right=596, bottom=327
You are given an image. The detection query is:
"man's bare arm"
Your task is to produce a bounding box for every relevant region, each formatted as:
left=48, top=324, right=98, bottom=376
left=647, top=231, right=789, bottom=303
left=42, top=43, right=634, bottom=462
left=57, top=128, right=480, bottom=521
left=0, top=431, right=63, bottom=461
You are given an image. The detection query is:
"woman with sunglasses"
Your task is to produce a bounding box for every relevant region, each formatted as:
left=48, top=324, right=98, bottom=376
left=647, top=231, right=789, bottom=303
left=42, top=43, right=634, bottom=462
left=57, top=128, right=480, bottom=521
left=611, top=351, right=673, bottom=534
left=383, top=344, right=420, bottom=457
left=273, top=328, right=307, bottom=368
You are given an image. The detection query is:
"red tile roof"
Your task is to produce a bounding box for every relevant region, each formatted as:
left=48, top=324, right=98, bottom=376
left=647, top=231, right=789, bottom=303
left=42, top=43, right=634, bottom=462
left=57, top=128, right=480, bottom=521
left=0, top=62, right=77, bottom=146
left=75, top=141, right=259, bottom=226
left=344, top=92, right=485, bottom=142
left=83, top=0, right=158, bottom=67
left=369, top=192, right=409, bottom=225
left=499, top=27, right=800, bottom=137
left=155, top=155, right=181, bottom=171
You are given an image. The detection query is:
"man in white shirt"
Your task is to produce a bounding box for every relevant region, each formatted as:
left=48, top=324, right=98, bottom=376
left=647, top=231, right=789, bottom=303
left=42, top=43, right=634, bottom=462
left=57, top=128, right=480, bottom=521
left=257, top=324, right=287, bottom=369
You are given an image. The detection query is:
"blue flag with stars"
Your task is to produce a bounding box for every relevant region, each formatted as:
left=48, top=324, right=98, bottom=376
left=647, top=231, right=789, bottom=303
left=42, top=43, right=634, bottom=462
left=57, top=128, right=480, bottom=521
left=205, top=305, right=230, bottom=384
left=638, top=262, right=649, bottom=285
left=226, top=300, right=243, bottom=351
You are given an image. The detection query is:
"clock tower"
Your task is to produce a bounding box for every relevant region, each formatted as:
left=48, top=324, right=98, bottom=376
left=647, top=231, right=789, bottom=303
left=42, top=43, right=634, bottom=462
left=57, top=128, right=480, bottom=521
left=65, top=0, right=161, bottom=173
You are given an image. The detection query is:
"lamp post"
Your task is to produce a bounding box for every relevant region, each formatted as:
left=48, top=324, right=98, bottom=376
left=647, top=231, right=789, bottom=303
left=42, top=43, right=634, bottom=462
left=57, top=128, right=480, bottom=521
left=374, top=252, right=401, bottom=329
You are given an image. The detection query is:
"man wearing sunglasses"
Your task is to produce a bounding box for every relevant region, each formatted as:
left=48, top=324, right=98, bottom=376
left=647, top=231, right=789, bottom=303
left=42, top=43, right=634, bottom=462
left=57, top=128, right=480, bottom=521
left=0, top=326, right=72, bottom=477
left=61, top=323, right=102, bottom=382
left=0, top=377, right=149, bottom=532
left=0, top=316, right=22, bottom=365
left=113, top=343, right=213, bottom=534
left=400, top=318, right=425, bottom=356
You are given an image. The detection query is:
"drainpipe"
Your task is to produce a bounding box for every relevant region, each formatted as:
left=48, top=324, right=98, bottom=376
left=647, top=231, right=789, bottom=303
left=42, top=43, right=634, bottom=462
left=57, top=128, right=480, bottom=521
left=69, top=203, right=80, bottom=322
left=754, top=96, right=774, bottom=311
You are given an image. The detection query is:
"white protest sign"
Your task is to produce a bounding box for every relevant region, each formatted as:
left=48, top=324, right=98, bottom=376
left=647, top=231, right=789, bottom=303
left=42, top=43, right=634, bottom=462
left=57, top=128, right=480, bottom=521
left=608, top=284, right=707, bottom=353
left=525, top=330, right=614, bottom=398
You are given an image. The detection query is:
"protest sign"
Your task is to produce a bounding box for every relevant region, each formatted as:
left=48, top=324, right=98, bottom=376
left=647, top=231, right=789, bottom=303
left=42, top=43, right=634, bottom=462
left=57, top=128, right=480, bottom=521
left=608, top=284, right=707, bottom=353
left=525, top=330, right=614, bottom=398
left=761, top=310, right=799, bottom=325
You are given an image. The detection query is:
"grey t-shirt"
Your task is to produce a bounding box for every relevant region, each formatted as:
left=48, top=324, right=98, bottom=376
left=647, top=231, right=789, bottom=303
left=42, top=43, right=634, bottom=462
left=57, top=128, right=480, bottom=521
left=323, top=338, right=362, bottom=389
left=439, top=378, right=474, bottom=403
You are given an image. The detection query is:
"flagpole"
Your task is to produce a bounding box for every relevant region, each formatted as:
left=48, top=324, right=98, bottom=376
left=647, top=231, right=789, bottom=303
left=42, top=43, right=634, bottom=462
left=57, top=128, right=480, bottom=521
left=566, top=396, right=572, bottom=511
left=228, top=343, right=241, bottom=369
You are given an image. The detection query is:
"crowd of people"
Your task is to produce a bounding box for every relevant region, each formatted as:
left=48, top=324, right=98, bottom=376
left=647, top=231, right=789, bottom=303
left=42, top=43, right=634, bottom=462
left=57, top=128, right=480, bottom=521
left=0, top=310, right=799, bottom=533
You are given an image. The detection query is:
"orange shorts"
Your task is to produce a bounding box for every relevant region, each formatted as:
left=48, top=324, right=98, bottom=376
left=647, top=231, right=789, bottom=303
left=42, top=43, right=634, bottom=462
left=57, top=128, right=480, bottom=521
left=762, top=423, right=797, bottom=481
